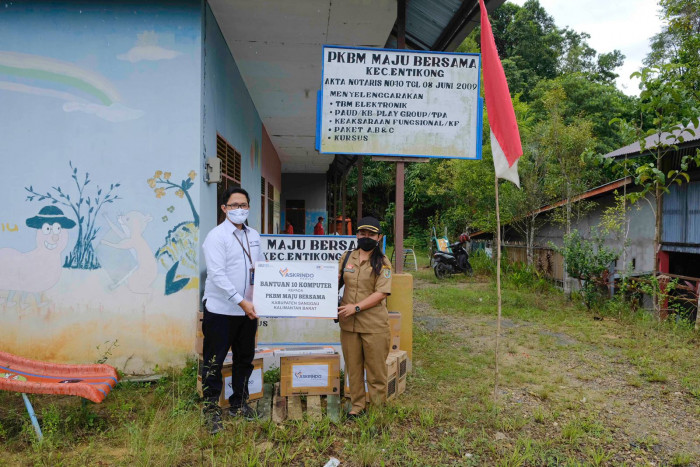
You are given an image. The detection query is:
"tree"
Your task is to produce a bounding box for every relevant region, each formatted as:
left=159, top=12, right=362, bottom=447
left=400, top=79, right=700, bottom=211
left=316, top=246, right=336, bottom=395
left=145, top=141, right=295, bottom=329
left=537, top=86, right=596, bottom=235
left=645, top=0, right=700, bottom=96
left=529, top=74, right=637, bottom=154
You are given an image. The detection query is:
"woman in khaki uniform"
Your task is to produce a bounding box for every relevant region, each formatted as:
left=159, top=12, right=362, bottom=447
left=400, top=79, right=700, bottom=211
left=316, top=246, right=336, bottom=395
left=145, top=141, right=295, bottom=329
left=337, top=216, right=392, bottom=418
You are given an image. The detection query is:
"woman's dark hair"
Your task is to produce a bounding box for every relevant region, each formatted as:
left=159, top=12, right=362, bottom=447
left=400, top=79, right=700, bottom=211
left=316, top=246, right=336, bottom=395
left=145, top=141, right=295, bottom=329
left=369, top=244, right=384, bottom=276
left=221, top=186, right=250, bottom=206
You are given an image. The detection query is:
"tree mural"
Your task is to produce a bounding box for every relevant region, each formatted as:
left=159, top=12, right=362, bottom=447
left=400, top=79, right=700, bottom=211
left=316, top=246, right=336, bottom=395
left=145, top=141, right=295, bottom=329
left=25, top=161, right=121, bottom=270
left=148, top=170, right=199, bottom=295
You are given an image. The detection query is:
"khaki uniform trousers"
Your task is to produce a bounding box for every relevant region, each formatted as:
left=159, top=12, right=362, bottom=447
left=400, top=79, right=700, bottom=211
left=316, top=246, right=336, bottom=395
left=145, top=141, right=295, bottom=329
left=341, top=329, right=391, bottom=412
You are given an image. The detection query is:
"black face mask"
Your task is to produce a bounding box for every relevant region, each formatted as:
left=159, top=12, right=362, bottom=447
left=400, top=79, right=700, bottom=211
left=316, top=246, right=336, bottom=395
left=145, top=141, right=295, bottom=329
left=358, top=237, right=378, bottom=251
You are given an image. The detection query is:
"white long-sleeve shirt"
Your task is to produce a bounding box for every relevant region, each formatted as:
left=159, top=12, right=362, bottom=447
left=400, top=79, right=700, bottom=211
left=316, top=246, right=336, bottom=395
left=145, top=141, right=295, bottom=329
left=202, top=220, right=261, bottom=316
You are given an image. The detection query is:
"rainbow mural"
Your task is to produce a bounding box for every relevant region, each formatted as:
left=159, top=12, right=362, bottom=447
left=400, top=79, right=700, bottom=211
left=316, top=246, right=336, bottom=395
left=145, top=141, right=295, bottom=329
left=0, top=51, right=143, bottom=122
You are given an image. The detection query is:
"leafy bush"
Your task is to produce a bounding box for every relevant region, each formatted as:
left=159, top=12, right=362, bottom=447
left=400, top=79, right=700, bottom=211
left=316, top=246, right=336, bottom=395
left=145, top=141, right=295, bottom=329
left=555, top=229, right=619, bottom=310
left=469, top=249, right=495, bottom=276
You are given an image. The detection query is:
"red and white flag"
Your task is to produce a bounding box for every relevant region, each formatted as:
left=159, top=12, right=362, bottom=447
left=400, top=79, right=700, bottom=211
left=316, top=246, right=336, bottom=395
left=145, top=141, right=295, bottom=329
left=479, top=0, right=523, bottom=187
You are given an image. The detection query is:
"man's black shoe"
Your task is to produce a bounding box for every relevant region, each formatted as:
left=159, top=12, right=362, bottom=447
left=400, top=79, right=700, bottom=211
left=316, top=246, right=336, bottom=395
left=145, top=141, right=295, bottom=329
left=228, top=402, right=258, bottom=420
left=346, top=410, right=365, bottom=421
left=204, top=409, right=223, bottom=434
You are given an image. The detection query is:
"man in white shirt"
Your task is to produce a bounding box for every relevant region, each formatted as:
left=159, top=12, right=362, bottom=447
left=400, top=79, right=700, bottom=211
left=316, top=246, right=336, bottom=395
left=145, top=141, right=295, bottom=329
left=201, top=187, right=261, bottom=433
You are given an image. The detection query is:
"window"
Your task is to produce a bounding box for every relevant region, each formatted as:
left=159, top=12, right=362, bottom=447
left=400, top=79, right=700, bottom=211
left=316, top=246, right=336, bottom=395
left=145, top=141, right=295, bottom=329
left=216, top=134, right=242, bottom=223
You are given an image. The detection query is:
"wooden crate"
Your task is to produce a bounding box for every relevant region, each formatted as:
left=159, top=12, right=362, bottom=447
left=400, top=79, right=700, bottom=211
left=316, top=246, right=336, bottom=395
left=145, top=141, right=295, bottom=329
left=256, top=383, right=342, bottom=423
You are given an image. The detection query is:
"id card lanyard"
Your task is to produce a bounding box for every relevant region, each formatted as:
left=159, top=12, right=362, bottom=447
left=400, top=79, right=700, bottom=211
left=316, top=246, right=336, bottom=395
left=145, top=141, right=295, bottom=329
left=233, top=229, right=255, bottom=285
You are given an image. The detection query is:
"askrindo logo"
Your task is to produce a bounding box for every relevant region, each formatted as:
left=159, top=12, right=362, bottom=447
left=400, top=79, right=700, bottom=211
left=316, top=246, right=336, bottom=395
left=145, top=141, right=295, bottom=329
left=294, top=370, right=324, bottom=379
left=278, top=267, right=315, bottom=279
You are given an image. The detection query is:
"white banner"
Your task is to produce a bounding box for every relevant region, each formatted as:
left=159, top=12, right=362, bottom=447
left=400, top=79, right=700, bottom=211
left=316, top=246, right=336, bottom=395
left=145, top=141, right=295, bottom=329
left=318, top=45, right=482, bottom=159
left=256, top=235, right=355, bottom=349
left=253, top=261, right=338, bottom=318
left=260, top=235, right=356, bottom=262
left=291, top=364, right=329, bottom=388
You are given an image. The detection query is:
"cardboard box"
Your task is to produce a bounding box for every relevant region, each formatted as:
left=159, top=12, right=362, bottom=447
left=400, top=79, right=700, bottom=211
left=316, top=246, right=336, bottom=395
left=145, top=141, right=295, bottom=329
left=280, top=354, right=340, bottom=397
left=196, top=357, right=264, bottom=407
left=389, top=350, right=408, bottom=395
left=343, top=355, right=398, bottom=401
left=273, top=346, right=336, bottom=357
left=389, top=311, right=401, bottom=351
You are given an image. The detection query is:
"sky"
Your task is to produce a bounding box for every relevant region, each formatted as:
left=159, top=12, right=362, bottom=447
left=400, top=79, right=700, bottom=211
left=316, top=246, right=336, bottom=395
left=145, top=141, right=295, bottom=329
left=508, top=0, right=665, bottom=95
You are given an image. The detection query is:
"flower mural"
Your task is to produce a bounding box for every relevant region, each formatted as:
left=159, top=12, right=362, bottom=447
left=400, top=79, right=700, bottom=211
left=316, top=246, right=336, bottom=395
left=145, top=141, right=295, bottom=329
left=148, top=170, right=199, bottom=295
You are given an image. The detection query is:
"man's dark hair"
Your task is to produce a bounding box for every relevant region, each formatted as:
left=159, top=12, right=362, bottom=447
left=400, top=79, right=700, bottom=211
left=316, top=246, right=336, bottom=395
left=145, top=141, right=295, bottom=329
left=220, top=186, right=250, bottom=206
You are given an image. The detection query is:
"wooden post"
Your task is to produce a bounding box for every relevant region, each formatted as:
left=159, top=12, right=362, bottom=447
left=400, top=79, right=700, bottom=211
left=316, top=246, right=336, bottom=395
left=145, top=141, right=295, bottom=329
left=333, top=174, right=339, bottom=234
left=341, top=175, right=347, bottom=235
left=494, top=173, right=502, bottom=401
left=394, top=0, right=407, bottom=274
left=357, top=156, right=364, bottom=220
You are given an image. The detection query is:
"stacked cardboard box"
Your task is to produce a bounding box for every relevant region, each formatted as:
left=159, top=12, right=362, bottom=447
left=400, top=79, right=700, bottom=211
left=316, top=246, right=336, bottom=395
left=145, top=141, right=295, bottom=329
left=196, top=357, right=264, bottom=407
left=389, top=350, right=408, bottom=395
left=388, top=311, right=401, bottom=351
left=280, top=354, right=340, bottom=397
left=343, top=354, right=398, bottom=401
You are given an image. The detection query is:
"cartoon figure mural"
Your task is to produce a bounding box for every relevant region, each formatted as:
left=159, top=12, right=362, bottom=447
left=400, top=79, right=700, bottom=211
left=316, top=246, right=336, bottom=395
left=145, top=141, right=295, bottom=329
left=100, top=211, right=157, bottom=294
left=148, top=170, right=199, bottom=295
left=0, top=206, right=75, bottom=308
left=25, top=161, right=121, bottom=270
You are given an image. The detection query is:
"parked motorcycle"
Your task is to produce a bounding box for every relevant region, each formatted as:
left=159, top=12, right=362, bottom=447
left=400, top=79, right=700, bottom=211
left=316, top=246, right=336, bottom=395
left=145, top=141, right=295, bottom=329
left=433, top=234, right=473, bottom=279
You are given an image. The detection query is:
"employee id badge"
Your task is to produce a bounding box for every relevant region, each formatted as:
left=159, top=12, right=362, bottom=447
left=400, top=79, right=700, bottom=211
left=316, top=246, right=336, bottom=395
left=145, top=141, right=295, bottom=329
left=249, top=268, right=255, bottom=285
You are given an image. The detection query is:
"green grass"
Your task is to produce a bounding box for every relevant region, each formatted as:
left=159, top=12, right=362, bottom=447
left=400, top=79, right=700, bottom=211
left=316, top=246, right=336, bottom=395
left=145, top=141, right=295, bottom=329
left=1, top=266, right=698, bottom=465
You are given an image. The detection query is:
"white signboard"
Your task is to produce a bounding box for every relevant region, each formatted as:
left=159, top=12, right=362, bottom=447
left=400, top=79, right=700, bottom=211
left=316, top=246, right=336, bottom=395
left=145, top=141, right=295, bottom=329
left=292, top=364, right=329, bottom=388
left=253, top=261, right=338, bottom=318
left=318, top=45, right=482, bottom=159
left=260, top=235, right=357, bottom=262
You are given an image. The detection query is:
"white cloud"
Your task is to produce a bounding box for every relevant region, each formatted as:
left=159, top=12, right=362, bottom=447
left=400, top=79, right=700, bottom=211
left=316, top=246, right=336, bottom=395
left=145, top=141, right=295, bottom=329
left=63, top=102, right=144, bottom=122
left=118, top=31, right=181, bottom=63
left=117, top=45, right=181, bottom=63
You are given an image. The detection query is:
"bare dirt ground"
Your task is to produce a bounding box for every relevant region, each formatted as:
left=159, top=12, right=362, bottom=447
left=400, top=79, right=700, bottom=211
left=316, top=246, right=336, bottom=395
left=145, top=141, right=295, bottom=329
left=413, top=275, right=700, bottom=466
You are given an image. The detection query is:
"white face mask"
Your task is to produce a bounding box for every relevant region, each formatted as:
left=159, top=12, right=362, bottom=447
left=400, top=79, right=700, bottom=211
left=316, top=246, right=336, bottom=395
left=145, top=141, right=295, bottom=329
left=227, top=208, right=249, bottom=225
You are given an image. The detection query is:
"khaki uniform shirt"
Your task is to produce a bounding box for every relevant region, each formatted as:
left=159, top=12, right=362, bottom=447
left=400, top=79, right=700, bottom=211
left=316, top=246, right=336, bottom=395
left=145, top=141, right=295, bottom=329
left=338, top=249, right=392, bottom=333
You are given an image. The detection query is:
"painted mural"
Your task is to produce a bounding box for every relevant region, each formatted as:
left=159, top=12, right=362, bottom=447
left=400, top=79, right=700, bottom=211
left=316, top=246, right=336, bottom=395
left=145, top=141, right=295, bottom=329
left=148, top=170, right=200, bottom=295
left=25, top=161, right=121, bottom=270
left=0, top=1, right=202, bottom=372
left=0, top=206, right=75, bottom=309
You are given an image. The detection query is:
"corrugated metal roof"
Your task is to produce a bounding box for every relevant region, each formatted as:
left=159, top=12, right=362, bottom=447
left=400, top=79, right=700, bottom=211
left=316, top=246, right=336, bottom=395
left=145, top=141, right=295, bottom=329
left=406, top=0, right=463, bottom=49
left=603, top=120, right=700, bottom=159
left=386, top=0, right=506, bottom=51
left=469, top=177, right=634, bottom=238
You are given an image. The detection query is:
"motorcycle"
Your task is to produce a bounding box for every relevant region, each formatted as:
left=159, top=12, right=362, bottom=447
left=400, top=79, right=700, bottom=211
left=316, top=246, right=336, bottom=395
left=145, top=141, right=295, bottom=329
left=432, top=234, right=473, bottom=279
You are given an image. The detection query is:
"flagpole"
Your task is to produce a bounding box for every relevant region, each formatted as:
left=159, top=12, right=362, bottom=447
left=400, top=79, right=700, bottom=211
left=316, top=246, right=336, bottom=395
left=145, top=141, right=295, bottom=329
left=494, top=171, right=502, bottom=401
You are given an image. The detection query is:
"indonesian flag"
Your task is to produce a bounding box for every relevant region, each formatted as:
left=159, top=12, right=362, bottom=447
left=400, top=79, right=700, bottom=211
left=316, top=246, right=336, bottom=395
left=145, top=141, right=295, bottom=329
left=479, top=0, right=523, bottom=187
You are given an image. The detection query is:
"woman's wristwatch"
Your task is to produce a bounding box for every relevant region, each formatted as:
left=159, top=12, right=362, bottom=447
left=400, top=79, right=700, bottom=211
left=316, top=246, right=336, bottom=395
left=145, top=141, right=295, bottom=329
left=354, top=305, right=361, bottom=313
